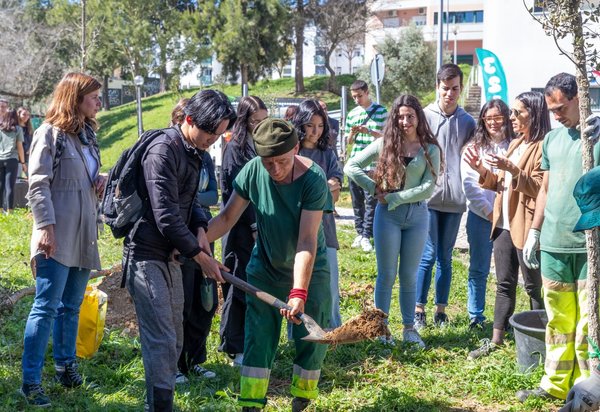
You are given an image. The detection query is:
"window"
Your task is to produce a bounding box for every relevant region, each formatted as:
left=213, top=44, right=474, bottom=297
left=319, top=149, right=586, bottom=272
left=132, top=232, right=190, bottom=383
left=434, top=10, right=484, bottom=24
left=353, top=50, right=361, bottom=57
left=315, top=65, right=326, bottom=75
left=383, top=17, right=400, bottom=27
left=336, top=67, right=342, bottom=75
left=591, top=88, right=600, bottom=111
left=412, top=15, right=426, bottom=26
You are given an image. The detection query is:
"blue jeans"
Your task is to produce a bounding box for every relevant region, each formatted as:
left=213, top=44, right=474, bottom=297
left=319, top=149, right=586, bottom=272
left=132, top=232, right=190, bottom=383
left=373, top=202, right=429, bottom=326
left=349, top=178, right=377, bottom=239
left=416, top=209, right=463, bottom=308
left=327, top=247, right=342, bottom=328
left=22, top=256, right=90, bottom=384
left=465, top=211, right=493, bottom=322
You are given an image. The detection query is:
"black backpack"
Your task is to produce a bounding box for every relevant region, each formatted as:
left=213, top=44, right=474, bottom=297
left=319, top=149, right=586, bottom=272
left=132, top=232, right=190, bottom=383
left=101, top=127, right=180, bottom=239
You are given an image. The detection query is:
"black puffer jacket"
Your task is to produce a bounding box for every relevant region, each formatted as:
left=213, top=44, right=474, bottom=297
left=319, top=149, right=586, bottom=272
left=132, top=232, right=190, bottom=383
left=125, top=126, right=208, bottom=261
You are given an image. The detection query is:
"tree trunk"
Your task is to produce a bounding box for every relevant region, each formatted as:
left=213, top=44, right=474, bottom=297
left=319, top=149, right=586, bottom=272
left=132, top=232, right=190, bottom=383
left=102, top=74, right=110, bottom=111
left=569, top=0, right=600, bottom=371
left=324, top=49, right=338, bottom=94
left=294, top=1, right=305, bottom=93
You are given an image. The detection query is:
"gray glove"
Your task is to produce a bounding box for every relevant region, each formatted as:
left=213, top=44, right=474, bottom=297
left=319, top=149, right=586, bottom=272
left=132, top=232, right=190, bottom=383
left=584, top=114, right=600, bottom=142
left=560, top=369, right=600, bottom=412
left=523, top=228, right=541, bottom=270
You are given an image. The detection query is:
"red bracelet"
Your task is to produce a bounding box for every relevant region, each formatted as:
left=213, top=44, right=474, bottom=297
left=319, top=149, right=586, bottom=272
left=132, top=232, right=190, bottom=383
left=289, top=288, right=308, bottom=302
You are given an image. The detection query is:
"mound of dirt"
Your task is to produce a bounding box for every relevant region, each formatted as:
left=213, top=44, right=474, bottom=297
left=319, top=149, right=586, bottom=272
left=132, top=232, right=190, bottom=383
left=321, top=307, right=389, bottom=344
left=97, top=271, right=139, bottom=337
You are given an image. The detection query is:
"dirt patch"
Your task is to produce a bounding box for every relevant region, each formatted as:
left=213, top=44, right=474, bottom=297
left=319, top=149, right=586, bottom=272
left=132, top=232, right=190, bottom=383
left=96, top=271, right=139, bottom=337
left=321, top=308, right=389, bottom=344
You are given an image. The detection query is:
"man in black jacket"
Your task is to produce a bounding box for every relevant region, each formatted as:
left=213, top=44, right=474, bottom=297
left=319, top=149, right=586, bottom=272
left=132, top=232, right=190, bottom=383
left=124, top=90, right=235, bottom=412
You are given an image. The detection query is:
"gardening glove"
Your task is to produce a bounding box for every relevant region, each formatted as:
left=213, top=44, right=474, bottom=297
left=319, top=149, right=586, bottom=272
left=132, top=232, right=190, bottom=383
left=559, top=368, right=600, bottom=412
left=584, top=114, right=600, bottom=142
left=523, top=229, right=541, bottom=270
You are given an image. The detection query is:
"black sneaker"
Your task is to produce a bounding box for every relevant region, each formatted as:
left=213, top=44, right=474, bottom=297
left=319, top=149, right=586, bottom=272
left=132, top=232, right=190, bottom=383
left=20, top=383, right=51, bottom=407
left=292, top=397, right=311, bottom=412
left=55, top=361, right=84, bottom=388
left=434, top=312, right=448, bottom=327
left=469, top=318, right=485, bottom=330
left=414, top=312, right=427, bottom=330
left=516, top=387, right=558, bottom=402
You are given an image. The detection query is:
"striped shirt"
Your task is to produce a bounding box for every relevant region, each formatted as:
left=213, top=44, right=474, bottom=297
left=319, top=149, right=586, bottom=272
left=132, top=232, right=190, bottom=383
left=345, top=103, right=388, bottom=170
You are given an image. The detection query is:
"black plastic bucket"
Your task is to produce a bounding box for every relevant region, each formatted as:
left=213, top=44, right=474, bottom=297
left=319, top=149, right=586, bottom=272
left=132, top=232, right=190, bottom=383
left=509, top=309, right=548, bottom=373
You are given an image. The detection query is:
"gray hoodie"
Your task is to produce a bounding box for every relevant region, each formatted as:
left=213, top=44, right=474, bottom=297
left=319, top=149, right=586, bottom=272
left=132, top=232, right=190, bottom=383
left=424, top=102, right=476, bottom=213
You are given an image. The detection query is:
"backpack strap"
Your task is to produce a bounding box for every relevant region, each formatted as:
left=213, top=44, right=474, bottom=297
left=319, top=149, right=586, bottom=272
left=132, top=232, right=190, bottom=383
left=360, top=104, right=382, bottom=126
left=51, top=127, right=66, bottom=181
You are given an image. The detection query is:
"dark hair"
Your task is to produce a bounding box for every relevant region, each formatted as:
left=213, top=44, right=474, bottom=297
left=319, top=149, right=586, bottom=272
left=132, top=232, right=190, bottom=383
left=169, top=98, right=189, bottom=126
left=284, top=105, right=298, bottom=121
left=17, top=107, right=34, bottom=136
left=0, top=109, right=19, bottom=132
left=472, top=99, right=513, bottom=150
left=351, top=80, right=368, bottom=92
left=292, top=99, right=330, bottom=151
left=437, top=63, right=463, bottom=86
left=184, top=90, right=236, bottom=133
left=515, top=91, right=551, bottom=143
left=231, top=96, right=267, bottom=149
left=545, top=72, right=577, bottom=100
left=373, top=95, right=442, bottom=191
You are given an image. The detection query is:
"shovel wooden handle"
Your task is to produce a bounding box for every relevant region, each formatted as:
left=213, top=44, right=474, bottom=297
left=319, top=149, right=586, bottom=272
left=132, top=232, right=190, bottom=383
left=219, top=270, right=306, bottom=319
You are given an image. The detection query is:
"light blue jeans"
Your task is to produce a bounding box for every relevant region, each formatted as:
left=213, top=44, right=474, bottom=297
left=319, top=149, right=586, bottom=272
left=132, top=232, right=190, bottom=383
left=416, top=209, right=463, bottom=308
left=465, top=211, right=493, bottom=322
left=327, top=247, right=342, bottom=328
left=22, top=256, right=90, bottom=384
left=373, top=202, right=429, bottom=326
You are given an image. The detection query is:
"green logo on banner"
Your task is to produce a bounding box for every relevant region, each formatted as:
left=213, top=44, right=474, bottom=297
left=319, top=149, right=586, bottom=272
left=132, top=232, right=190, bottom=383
left=476, top=48, right=508, bottom=103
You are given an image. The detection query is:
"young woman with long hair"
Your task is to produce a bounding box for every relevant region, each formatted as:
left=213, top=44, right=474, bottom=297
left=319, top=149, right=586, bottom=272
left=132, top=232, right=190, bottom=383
left=219, top=95, right=268, bottom=365
left=17, top=106, right=34, bottom=167
left=460, top=99, right=513, bottom=330
left=22, top=72, right=104, bottom=407
left=465, top=91, right=550, bottom=358
left=0, top=109, right=26, bottom=212
left=345, top=94, right=441, bottom=348
left=292, top=99, right=343, bottom=328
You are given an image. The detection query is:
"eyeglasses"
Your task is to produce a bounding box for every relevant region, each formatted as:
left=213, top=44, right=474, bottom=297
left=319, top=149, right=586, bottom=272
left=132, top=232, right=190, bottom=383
left=510, top=109, right=524, bottom=118
left=483, top=115, right=504, bottom=124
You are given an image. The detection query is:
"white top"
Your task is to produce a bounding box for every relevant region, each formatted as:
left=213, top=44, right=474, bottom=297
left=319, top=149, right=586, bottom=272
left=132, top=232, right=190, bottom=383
left=81, top=145, right=99, bottom=178
left=460, top=139, right=509, bottom=220
left=499, top=140, right=529, bottom=230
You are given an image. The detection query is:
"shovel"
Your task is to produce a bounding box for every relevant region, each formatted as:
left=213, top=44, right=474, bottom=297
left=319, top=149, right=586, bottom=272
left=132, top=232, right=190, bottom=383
left=219, top=270, right=328, bottom=342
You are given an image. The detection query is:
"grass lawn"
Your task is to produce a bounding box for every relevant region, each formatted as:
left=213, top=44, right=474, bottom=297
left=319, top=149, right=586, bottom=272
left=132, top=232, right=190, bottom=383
left=0, top=209, right=562, bottom=411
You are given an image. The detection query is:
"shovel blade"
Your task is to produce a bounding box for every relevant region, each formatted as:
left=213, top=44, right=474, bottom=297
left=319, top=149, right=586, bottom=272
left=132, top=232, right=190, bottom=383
left=297, top=312, right=327, bottom=341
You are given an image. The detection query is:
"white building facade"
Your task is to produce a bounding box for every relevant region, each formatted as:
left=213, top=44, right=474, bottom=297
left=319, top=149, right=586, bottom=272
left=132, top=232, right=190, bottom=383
left=482, top=0, right=600, bottom=111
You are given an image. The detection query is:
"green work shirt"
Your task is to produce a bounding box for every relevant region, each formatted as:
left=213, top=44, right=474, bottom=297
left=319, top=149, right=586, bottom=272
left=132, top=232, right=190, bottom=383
left=540, top=127, right=600, bottom=253
left=233, top=157, right=332, bottom=285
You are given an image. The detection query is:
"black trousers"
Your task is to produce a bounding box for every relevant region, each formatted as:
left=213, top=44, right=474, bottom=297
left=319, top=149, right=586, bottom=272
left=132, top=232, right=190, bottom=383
left=0, top=158, right=19, bottom=210
left=349, top=178, right=377, bottom=239
left=492, top=229, right=544, bottom=330
left=219, top=222, right=255, bottom=356
left=177, top=258, right=218, bottom=374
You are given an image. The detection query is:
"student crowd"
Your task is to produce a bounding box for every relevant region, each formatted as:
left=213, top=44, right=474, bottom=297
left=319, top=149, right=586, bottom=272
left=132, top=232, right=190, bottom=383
left=8, top=64, right=600, bottom=411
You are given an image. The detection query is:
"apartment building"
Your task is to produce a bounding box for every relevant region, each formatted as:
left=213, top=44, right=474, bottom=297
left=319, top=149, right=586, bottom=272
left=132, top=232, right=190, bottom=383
left=366, top=0, right=484, bottom=65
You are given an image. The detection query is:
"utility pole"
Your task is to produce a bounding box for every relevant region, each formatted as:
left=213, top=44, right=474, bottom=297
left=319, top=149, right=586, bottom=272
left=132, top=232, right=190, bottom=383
left=436, top=0, right=444, bottom=73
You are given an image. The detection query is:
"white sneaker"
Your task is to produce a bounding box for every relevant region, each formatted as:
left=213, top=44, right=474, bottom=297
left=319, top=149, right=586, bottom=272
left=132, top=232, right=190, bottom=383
left=175, top=371, right=188, bottom=384
left=232, top=353, right=243, bottom=367
left=190, top=365, right=217, bottom=379
left=360, top=237, right=373, bottom=252
left=351, top=235, right=363, bottom=248
left=403, top=329, right=426, bottom=349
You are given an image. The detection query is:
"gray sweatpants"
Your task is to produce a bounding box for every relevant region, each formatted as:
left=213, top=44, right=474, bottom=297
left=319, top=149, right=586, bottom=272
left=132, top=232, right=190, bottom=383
left=126, top=259, right=184, bottom=412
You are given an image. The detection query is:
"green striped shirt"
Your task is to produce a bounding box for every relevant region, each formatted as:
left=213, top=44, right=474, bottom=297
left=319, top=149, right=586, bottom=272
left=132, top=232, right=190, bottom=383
left=345, top=103, right=388, bottom=170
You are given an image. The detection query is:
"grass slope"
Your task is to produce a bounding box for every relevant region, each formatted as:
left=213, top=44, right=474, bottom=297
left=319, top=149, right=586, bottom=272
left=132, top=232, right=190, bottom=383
left=0, top=209, right=561, bottom=411
left=96, top=75, right=356, bottom=171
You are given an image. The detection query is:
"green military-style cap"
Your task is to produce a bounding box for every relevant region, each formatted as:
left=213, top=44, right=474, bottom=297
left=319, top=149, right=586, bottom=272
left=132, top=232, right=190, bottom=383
left=252, top=118, right=298, bottom=158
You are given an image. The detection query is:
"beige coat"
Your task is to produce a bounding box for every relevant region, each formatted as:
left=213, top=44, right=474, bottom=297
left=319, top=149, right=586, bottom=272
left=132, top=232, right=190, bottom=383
left=479, top=136, right=544, bottom=250
left=27, top=123, right=102, bottom=270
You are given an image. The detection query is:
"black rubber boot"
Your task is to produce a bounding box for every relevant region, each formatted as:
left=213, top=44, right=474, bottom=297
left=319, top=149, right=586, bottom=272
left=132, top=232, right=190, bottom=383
left=292, top=397, right=311, bottom=412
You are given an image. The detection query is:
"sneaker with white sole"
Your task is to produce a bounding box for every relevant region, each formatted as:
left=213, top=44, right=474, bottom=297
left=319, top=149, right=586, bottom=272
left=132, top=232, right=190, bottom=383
left=468, top=338, right=498, bottom=360
left=360, top=237, right=373, bottom=252
left=351, top=235, right=363, bottom=248
left=377, top=335, right=396, bottom=346
left=403, top=329, right=426, bottom=349
left=414, top=312, right=427, bottom=331
left=231, top=353, right=243, bottom=367
left=190, top=364, right=216, bottom=379
left=175, top=371, right=188, bottom=384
